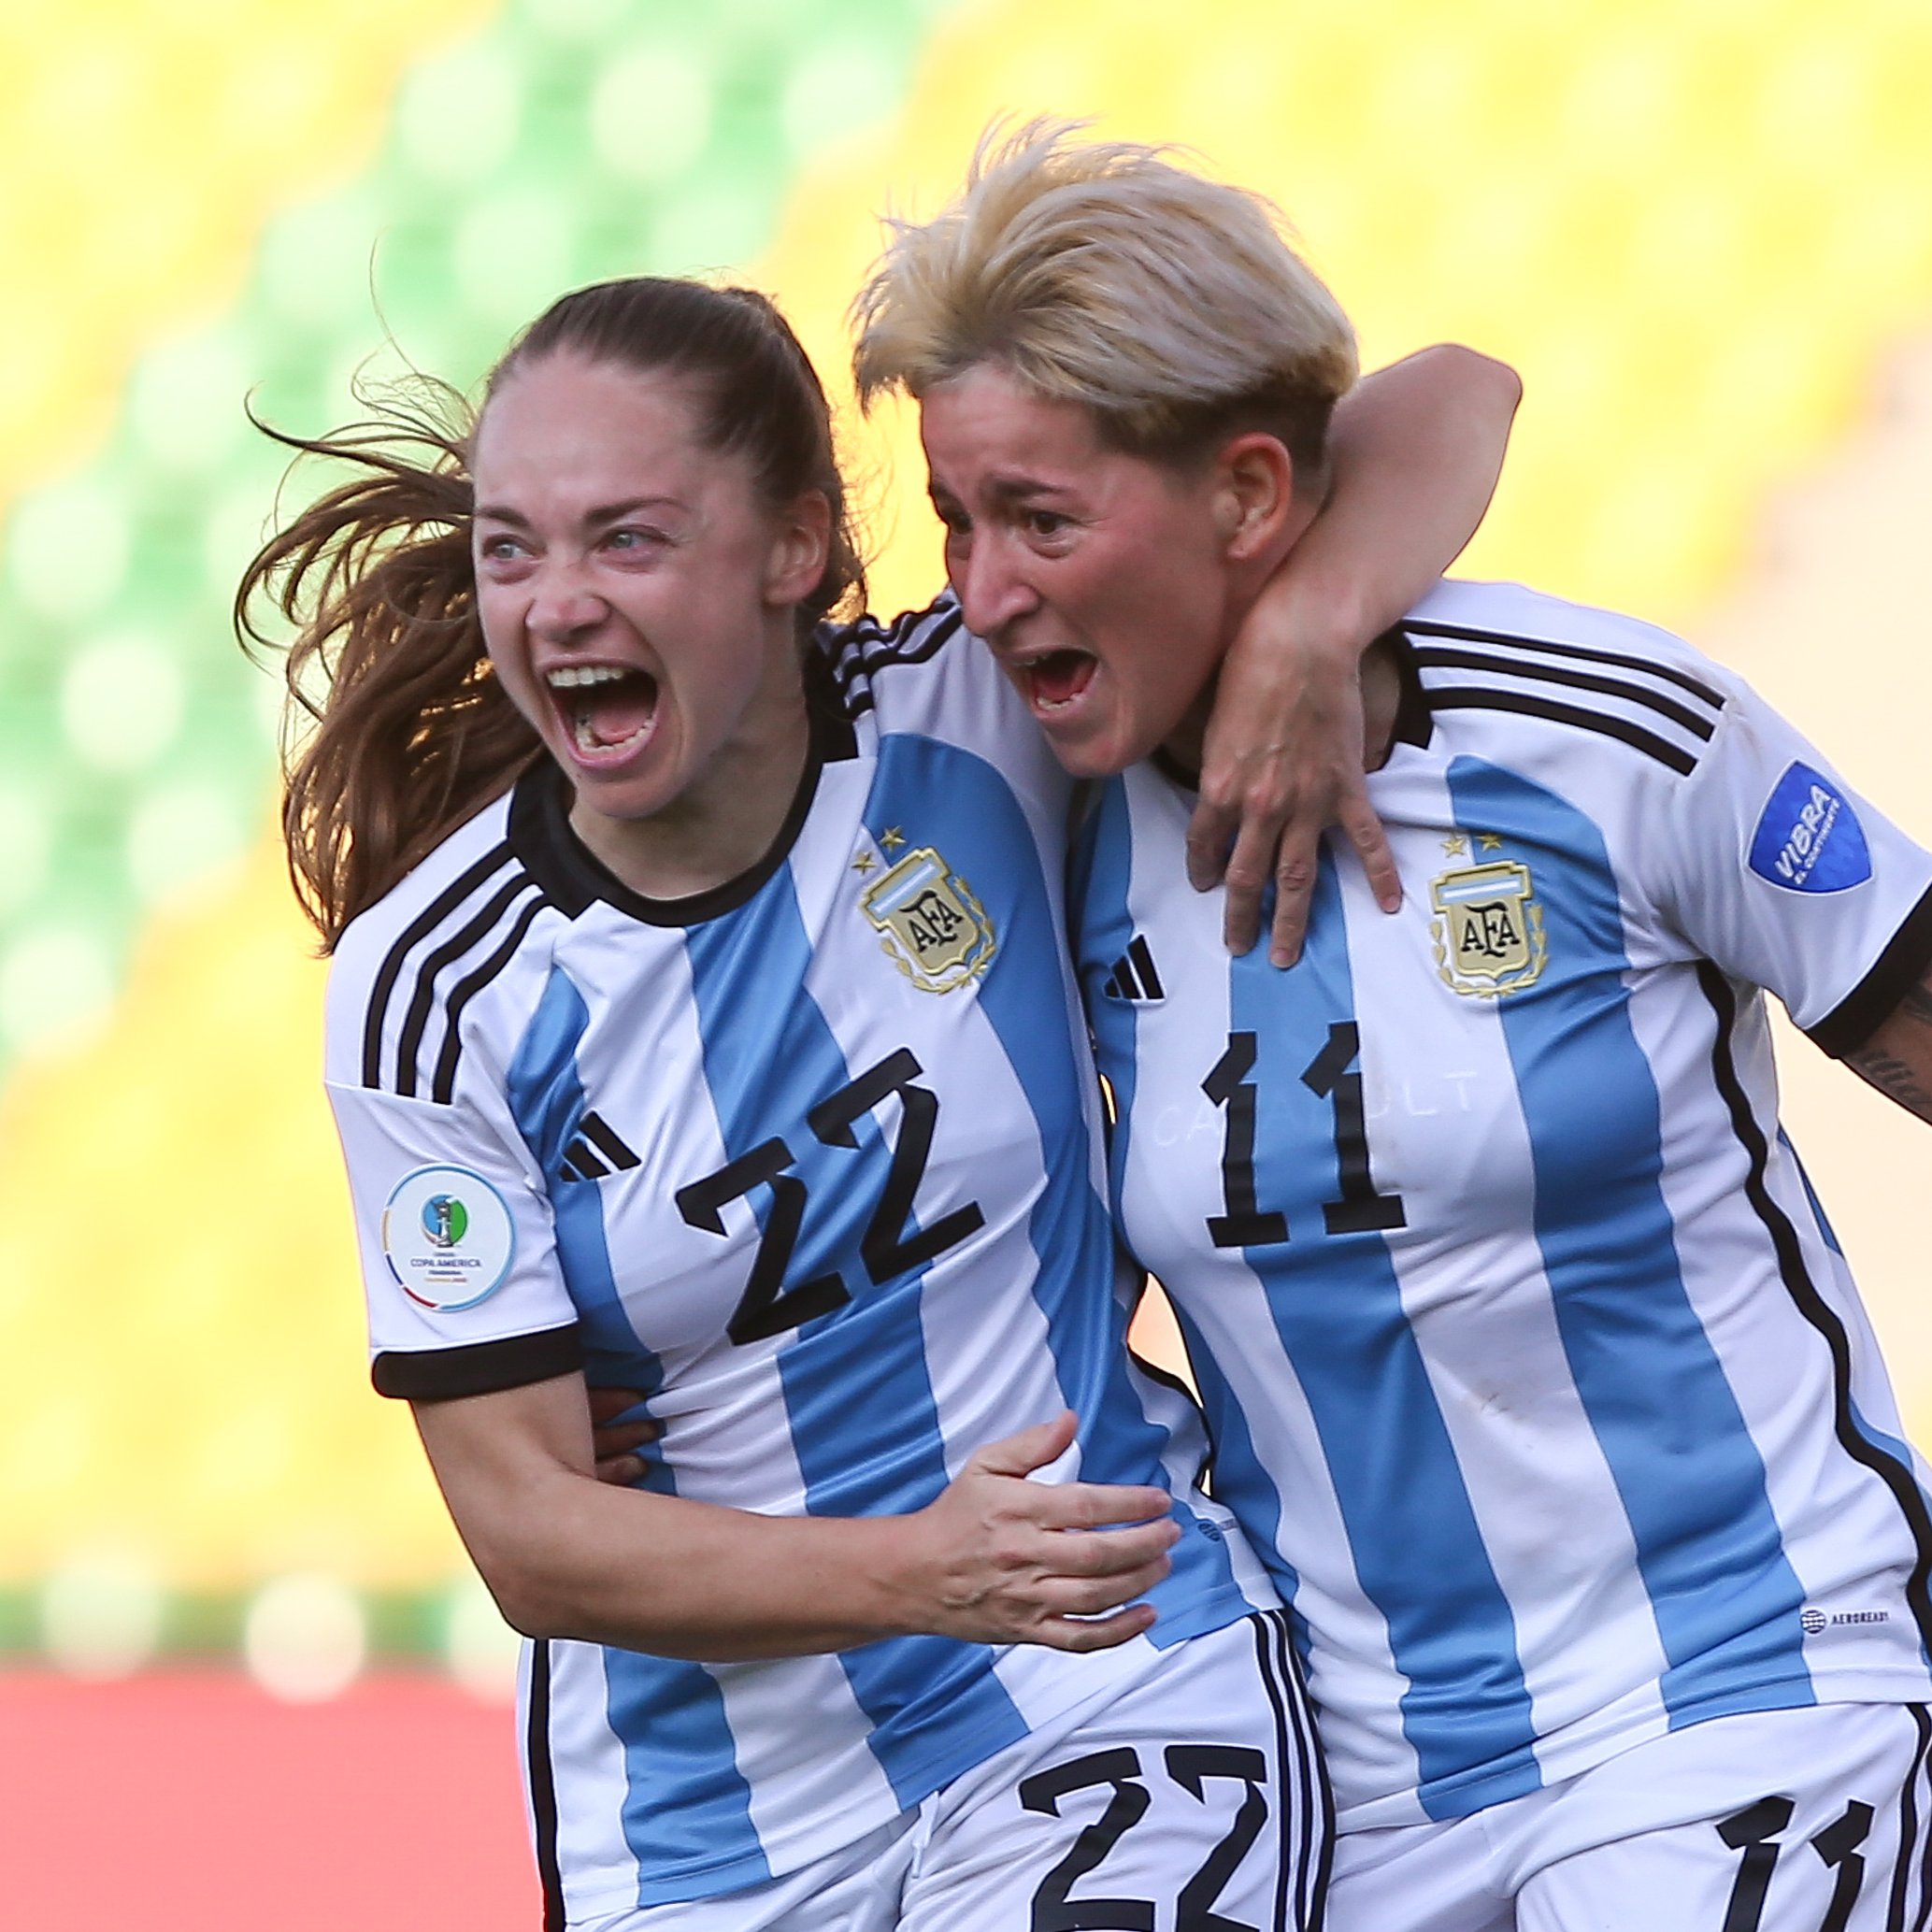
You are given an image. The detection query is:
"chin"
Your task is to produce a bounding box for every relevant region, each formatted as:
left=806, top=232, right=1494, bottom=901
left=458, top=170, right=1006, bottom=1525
left=1030, top=714, right=1104, bottom=778
left=1042, top=740, right=1110, bottom=780
left=559, top=751, right=677, bottom=823
left=1037, top=714, right=1149, bottom=781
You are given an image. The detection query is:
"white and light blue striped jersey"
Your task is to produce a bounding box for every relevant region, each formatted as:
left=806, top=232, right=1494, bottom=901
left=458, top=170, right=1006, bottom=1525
left=324, top=597, right=1269, bottom=1916
left=1072, top=578, right=1932, bottom=1834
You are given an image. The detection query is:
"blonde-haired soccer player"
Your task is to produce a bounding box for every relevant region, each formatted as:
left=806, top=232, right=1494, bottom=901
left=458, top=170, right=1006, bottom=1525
left=851, top=120, right=1932, bottom=1932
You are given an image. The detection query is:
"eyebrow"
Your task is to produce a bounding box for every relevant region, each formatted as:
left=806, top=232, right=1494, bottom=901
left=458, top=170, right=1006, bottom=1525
left=473, top=495, right=685, bottom=527
left=927, top=476, right=1071, bottom=512
left=990, top=473, right=1078, bottom=507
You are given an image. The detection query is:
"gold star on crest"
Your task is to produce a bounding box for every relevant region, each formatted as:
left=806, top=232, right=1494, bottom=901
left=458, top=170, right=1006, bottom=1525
left=1441, top=833, right=1468, bottom=858
left=852, top=850, right=878, bottom=876
left=1479, top=833, right=1505, bottom=852
left=880, top=826, right=907, bottom=853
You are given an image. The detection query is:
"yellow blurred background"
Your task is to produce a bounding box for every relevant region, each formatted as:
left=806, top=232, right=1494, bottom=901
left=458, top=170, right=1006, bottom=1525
left=3, top=0, right=1931, bottom=1691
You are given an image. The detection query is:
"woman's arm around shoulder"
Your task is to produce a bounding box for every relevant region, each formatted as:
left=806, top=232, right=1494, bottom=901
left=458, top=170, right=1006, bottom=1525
left=1195, top=344, right=1522, bottom=964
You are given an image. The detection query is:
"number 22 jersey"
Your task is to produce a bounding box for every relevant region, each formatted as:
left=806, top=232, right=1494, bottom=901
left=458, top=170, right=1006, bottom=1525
left=323, top=598, right=1267, bottom=1917
left=1073, top=578, right=1932, bottom=1833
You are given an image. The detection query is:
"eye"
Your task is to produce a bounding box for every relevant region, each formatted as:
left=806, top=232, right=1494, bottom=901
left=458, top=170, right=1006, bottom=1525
left=477, top=533, right=527, bottom=565
left=604, top=525, right=669, bottom=557
left=1023, top=508, right=1070, bottom=539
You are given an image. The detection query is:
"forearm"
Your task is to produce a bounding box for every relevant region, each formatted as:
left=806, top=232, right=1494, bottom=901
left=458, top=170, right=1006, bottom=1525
left=1284, top=343, right=1522, bottom=649
left=454, top=1461, right=927, bottom=1661
left=1842, top=973, right=1932, bottom=1124
left=419, top=1387, right=1173, bottom=1662
left=1192, top=345, right=1519, bottom=951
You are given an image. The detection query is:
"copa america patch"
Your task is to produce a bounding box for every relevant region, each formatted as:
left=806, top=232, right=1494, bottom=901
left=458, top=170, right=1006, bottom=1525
left=1748, top=762, right=1871, bottom=894
left=380, top=1164, right=516, bottom=1311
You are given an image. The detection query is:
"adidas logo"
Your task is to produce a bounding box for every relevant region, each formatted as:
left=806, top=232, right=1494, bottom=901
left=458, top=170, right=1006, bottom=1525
left=1102, top=937, right=1166, bottom=1003
left=561, top=1110, right=641, bottom=1182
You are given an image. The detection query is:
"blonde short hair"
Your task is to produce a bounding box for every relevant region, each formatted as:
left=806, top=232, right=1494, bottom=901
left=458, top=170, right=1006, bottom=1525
left=852, top=120, right=1359, bottom=476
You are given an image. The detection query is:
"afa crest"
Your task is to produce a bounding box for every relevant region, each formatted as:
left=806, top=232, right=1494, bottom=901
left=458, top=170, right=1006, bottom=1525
left=1430, top=857, right=1548, bottom=998
left=861, top=846, right=997, bottom=994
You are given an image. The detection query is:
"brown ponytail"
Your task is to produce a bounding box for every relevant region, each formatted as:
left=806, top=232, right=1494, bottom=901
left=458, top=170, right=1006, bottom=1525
left=237, top=279, right=866, bottom=949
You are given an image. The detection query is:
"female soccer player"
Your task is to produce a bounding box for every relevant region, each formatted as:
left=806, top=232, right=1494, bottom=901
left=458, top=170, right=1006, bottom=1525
left=243, top=275, right=1511, bottom=1928
left=849, top=123, right=1932, bottom=1932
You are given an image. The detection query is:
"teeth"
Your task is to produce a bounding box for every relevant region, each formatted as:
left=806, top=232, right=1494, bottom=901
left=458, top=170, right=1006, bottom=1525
left=572, top=713, right=653, bottom=754
left=547, top=665, right=633, bottom=690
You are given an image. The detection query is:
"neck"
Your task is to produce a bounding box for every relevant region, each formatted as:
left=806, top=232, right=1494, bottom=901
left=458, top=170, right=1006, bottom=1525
left=1161, top=491, right=1389, bottom=778
left=567, top=624, right=815, bottom=903
left=1161, top=634, right=1407, bottom=784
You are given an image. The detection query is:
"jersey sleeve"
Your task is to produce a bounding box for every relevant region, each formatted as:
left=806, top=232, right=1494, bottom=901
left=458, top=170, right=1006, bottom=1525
left=326, top=1077, right=582, bottom=1398
left=322, top=901, right=582, bottom=1401
left=1653, top=677, right=1932, bottom=1055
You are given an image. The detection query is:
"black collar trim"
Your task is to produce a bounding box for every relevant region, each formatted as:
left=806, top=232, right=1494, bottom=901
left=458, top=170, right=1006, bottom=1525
left=1149, top=745, right=1200, bottom=794
left=1383, top=626, right=1435, bottom=751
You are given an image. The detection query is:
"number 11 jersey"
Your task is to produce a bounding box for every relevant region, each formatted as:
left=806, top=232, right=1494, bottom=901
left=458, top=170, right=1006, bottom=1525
left=324, top=598, right=1265, bottom=1918
left=1072, top=578, right=1932, bottom=1835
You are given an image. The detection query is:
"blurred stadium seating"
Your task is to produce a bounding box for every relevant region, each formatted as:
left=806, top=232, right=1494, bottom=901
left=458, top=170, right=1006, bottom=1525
left=0, top=0, right=946, bottom=1670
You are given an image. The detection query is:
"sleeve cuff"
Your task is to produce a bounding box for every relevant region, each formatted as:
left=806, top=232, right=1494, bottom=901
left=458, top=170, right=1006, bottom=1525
left=1807, top=882, right=1932, bottom=1060
left=371, top=1324, right=583, bottom=1401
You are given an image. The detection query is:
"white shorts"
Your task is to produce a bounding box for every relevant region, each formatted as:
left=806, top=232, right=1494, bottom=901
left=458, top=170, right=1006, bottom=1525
left=580, top=1611, right=1328, bottom=1932
left=1328, top=1701, right=1932, bottom=1932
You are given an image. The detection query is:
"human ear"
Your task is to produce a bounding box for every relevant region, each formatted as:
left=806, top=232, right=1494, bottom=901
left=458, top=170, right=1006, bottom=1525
left=1213, top=434, right=1296, bottom=560
left=765, top=490, right=834, bottom=608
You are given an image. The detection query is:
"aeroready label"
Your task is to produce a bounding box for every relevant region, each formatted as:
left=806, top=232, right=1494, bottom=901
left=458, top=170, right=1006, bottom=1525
left=381, top=1164, right=516, bottom=1311
left=1748, top=762, right=1871, bottom=894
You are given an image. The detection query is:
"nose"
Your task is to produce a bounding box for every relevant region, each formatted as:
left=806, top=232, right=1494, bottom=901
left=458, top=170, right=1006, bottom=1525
left=525, top=557, right=608, bottom=644
left=951, top=528, right=1038, bottom=641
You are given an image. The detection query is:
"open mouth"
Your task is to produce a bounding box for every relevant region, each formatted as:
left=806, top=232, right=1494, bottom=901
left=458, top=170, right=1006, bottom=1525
left=1016, top=649, right=1097, bottom=711
left=546, top=664, right=661, bottom=759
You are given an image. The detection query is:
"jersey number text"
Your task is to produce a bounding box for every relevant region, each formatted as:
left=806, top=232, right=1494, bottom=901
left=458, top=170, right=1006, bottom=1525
left=1019, top=1742, right=1271, bottom=1932
left=675, top=1047, right=985, bottom=1345
left=1716, top=1795, right=1875, bottom=1932
left=1202, top=1023, right=1406, bottom=1249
